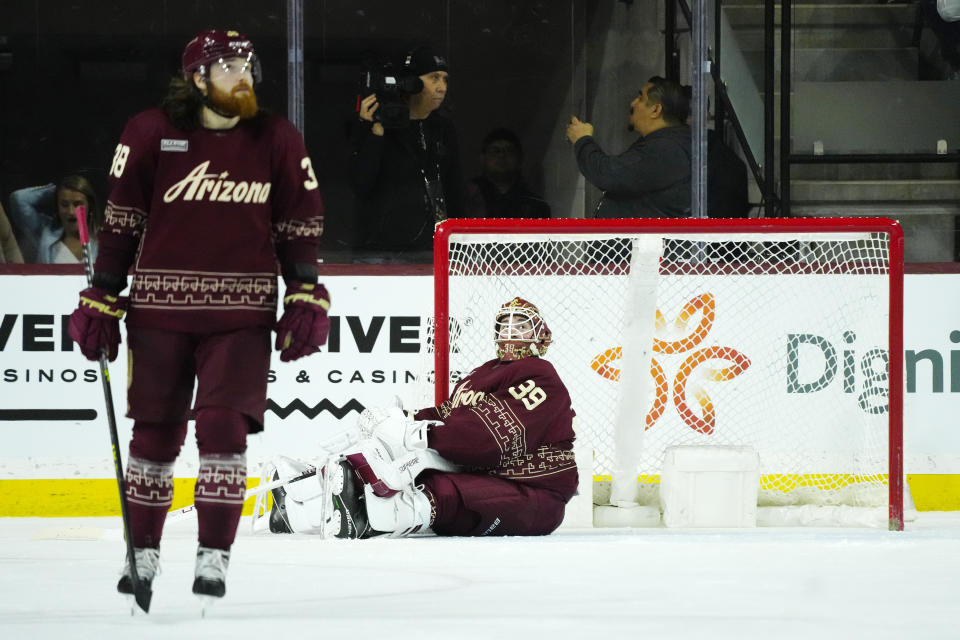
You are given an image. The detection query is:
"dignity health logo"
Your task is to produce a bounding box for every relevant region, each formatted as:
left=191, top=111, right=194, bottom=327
left=589, top=292, right=751, bottom=435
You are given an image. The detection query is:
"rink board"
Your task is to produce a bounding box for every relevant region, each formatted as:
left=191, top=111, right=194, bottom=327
left=1, top=272, right=960, bottom=513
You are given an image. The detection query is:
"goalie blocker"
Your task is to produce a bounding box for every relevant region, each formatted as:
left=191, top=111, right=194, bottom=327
left=255, top=298, right=579, bottom=538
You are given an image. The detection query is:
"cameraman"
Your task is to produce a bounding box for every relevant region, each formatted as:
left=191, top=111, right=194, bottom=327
left=349, top=46, right=463, bottom=261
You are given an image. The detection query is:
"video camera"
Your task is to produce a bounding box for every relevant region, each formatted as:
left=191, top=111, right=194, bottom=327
left=360, top=62, right=424, bottom=129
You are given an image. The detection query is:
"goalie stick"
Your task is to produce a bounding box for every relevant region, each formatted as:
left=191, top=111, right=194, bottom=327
left=76, top=206, right=151, bottom=614
left=166, top=427, right=360, bottom=525
left=164, top=465, right=320, bottom=525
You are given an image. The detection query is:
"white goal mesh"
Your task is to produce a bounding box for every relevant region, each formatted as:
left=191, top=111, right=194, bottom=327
left=429, top=218, right=904, bottom=529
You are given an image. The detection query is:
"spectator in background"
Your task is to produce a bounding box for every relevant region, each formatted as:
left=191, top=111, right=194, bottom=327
left=0, top=202, right=24, bottom=263
left=566, top=76, right=691, bottom=218
left=7, top=174, right=102, bottom=263
left=350, top=46, right=463, bottom=261
left=464, top=128, right=551, bottom=219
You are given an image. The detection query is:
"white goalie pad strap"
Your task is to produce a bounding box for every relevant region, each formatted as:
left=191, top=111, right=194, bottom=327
left=344, top=437, right=459, bottom=498
left=274, top=455, right=313, bottom=480
left=284, top=471, right=328, bottom=503
left=364, top=484, right=433, bottom=537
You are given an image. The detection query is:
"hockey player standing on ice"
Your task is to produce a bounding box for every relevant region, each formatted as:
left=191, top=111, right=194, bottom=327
left=67, top=29, right=329, bottom=600
left=266, top=298, right=577, bottom=538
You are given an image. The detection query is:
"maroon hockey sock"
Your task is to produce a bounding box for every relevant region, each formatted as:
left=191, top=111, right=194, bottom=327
left=125, top=456, right=175, bottom=548
left=195, top=453, right=247, bottom=550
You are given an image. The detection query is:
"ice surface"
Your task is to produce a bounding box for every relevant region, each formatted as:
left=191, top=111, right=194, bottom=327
left=2, top=514, right=960, bottom=639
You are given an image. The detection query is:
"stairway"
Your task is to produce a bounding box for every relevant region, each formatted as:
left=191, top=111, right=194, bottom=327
left=721, top=0, right=960, bottom=261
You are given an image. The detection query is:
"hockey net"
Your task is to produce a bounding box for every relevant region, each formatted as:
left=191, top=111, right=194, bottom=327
left=429, top=218, right=904, bottom=530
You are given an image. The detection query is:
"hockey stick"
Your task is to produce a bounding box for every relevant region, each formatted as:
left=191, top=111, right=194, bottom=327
left=168, top=430, right=359, bottom=525
left=164, top=465, right=319, bottom=525
left=77, top=206, right=151, bottom=614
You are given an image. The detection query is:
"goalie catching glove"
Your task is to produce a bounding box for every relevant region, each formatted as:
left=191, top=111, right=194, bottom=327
left=274, top=282, right=331, bottom=362
left=68, top=286, right=128, bottom=362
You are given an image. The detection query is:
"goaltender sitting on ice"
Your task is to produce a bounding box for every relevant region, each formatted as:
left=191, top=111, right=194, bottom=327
left=255, top=297, right=578, bottom=538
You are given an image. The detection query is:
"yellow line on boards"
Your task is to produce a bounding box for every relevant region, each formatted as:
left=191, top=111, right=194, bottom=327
left=0, top=478, right=263, bottom=517
left=2, top=475, right=960, bottom=516
left=907, top=474, right=960, bottom=511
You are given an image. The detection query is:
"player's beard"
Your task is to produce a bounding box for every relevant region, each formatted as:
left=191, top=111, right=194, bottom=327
left=208, top=80, right=259, bottom=119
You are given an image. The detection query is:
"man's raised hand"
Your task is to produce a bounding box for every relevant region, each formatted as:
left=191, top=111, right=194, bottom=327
left=566, top=115, right=594, bottom=144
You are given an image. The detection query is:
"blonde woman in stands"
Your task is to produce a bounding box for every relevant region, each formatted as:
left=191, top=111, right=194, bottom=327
left=8, top=174, right=101, bottom=263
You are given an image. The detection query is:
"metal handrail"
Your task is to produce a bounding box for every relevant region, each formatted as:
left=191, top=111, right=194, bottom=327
left=674, top=0, right=772, bottom=214
left=777, top=0, right=960, bottom=216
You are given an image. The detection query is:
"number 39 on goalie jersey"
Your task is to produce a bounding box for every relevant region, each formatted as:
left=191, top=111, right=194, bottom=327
left=414, top=357, right=578, bottom=496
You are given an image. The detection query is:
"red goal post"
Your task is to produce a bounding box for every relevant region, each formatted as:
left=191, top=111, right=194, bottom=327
left=433, top=217, right=904, bottom=530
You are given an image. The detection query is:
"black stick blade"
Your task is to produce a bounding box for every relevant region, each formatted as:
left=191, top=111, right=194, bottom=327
left=134, top=583, right=152, bottom=613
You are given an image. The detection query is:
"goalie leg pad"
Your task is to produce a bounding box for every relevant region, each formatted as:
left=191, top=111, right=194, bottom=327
left=363, top=484, right=433, bottom=538
left=344, top=437, right=459, bottom=497
left=259, top=455, right=346, bottom=536
left=262, top=456, right=315, bottom=534
left=325, top=459, right=433, bottom=539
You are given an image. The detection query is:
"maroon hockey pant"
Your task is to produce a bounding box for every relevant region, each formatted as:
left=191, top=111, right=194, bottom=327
left=420, top=470, right=568, bottom=536
left=123, top=326, right=270, bottom=551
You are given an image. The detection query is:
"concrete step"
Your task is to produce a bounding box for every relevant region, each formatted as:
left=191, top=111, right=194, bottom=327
left=790, top=178, right=960, bottom=201
left=789, top=163, right=960, bottom=180
left=721, top=23, right=914, bottom=51
left=728, top=4, right=918, bottom=51
left=724, top=3, right=919, bottom=28
left=741, top=47, right=919, bottom=84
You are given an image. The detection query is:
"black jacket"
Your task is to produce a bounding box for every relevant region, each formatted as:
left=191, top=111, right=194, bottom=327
left=349, top=112, right=463, bottom=251
left=574, top=125, right=691, bottom=218
left=463, top=176, right=551, bottom=219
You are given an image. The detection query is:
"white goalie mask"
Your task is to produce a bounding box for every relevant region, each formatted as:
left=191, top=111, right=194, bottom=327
left=494, top=297, right=552, bottom=361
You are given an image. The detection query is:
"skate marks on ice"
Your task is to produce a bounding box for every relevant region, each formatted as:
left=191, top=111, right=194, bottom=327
left=2, top=516, right=960, bottom=639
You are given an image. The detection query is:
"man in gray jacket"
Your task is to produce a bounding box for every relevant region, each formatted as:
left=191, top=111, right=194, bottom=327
left=566, top=76, right=691, bottom=218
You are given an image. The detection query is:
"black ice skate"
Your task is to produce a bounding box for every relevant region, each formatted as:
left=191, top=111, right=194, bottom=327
left=192, top=546, right=230, bottom=600
left=332, top=459, right=379, bottom=539
left=116, top=547, right=160, bottom=595
left=269, top=472, right=293, bottom=534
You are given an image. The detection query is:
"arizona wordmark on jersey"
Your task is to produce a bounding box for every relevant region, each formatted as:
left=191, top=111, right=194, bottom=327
left=163, top=161, right=272, bottom=204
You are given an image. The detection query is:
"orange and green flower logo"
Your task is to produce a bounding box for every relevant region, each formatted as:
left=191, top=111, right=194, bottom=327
left=590, top=292, right=750, bottom=435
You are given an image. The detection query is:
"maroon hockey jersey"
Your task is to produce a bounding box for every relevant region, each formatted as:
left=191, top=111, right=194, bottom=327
left=94, top=108, right=323, bottom=333
left=415, top=356, right=578, bottom=498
